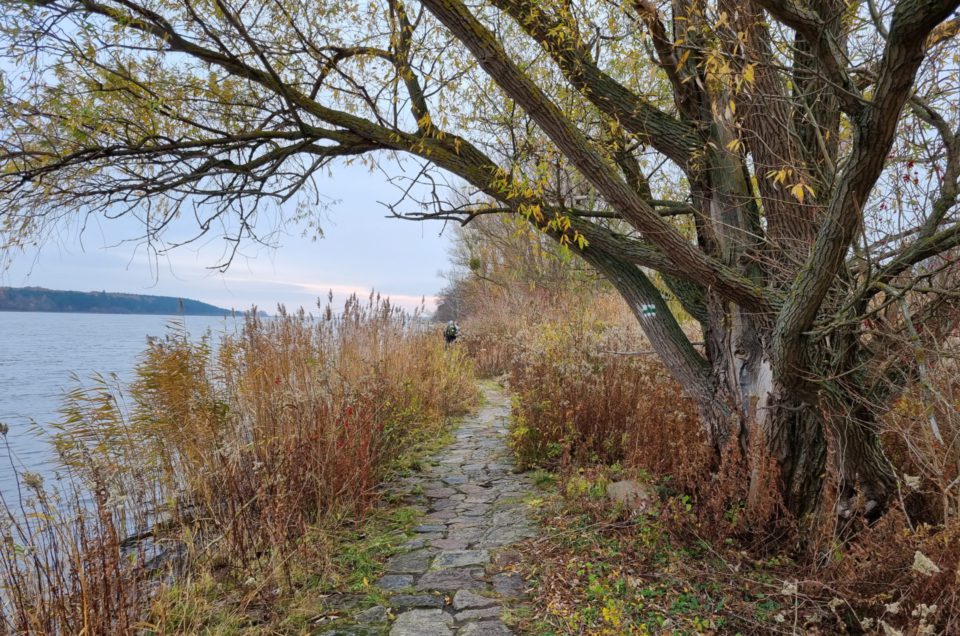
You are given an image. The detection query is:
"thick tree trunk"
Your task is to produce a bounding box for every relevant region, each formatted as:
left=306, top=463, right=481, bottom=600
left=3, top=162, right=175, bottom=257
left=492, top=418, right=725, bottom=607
left=678, top=302, right=894, bottom=527
left=695, top=319, right=828, bottom=523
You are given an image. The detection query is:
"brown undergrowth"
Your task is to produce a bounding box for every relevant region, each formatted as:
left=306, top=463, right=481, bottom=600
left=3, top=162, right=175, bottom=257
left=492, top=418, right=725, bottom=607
left=0, top=294, right=477, bottom=634
left=463, top=287, right=960, bottom=634
left=517, top=470, right=960, bottom=635
left=516, top=470, right=814, bottom=635
left=506, top=318, right=707, bottom=487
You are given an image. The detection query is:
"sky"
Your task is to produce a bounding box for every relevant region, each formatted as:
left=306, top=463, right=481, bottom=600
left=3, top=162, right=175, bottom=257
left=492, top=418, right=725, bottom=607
left=1, top=161, right=457, bottom=315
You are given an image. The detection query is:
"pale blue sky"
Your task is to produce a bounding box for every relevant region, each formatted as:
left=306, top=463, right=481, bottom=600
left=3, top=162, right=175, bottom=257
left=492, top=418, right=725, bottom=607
left=1, top=161, right=456, bottom=314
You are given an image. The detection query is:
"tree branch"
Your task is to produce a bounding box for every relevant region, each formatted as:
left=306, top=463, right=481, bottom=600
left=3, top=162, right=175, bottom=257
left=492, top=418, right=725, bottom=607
left=489, top=0, right=701, bottom=168
left=772, top=0, right=960, bottom=378
left=420, top=0, right=773, bottom=313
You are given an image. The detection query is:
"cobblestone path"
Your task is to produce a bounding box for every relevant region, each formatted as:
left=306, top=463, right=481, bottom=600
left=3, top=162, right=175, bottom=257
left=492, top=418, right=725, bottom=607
left=370, top=384, right=537, bottom=635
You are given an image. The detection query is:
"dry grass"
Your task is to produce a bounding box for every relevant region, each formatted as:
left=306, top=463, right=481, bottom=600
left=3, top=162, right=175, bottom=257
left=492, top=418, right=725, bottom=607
left=506, top=319, right=705, bottom=484
left=0, top=294, right=477, bottom=634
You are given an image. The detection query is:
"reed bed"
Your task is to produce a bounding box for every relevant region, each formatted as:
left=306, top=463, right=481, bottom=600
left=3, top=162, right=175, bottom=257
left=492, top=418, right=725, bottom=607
left=0, top=294, right=476, bottom=634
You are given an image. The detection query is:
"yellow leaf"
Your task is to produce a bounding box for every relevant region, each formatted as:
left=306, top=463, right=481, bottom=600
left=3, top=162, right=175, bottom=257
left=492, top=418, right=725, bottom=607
left=770, top=168, right=790, bottom=185
left=743, top=64, right=755, bottom=84
left=790, top=183, right=805, bottom=203
left=725, top=138, right=741, bottom=152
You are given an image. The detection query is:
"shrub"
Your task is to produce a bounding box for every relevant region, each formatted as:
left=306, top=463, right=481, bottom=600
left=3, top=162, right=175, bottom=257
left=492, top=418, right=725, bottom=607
left=506, top=318, right=706, bottom=493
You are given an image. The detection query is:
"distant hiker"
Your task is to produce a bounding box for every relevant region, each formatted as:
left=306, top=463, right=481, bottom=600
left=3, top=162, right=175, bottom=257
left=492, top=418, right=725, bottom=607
left=444, top=320, right=460, bottom=346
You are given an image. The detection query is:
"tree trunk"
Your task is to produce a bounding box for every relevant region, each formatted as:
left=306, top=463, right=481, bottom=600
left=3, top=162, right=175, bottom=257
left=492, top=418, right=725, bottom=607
left=643, top=287, right=895, bottom=527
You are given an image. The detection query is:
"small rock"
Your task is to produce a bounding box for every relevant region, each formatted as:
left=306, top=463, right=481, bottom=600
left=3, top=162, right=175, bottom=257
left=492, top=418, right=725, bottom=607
left=452, top=590, right=497, bottom=611
left=356, top=605, right=389, bottom=624
left=606, top=479, right=655, bottom=513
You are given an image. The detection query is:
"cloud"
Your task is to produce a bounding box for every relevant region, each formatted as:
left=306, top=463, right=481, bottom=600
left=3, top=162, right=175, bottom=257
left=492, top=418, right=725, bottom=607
left=218, top=276, right=437, bottom=313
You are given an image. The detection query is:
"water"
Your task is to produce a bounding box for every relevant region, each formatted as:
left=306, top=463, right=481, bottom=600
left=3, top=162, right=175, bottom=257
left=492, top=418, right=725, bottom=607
left=0, top=312, right=238, bottom=498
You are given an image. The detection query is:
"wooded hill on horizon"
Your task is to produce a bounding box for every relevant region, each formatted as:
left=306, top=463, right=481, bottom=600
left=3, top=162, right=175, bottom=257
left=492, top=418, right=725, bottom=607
left=0, top=286, right=234, bottom=316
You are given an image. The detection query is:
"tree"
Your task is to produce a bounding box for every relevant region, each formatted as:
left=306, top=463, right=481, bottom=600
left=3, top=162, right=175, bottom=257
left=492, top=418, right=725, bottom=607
left=2, top=0, right=959, bottom=529
left=441, top=213, right=610, bottom=317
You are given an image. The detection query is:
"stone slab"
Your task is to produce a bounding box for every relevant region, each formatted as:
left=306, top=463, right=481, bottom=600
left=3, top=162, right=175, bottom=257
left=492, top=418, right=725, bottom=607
left=375, top=574, right=413, bottom=591
left=389, top=609, right=453, bottom=636
left=452, top=589, right=498, bottom=611
left=432, top=549, right=490, bottom=570
left=416, top=568, right=486, bottom=592
left=458, top=621, right=514, bottom=636
left=390, top=594, right=445, bottom=610
left=455, top=606, right=503, bottom=622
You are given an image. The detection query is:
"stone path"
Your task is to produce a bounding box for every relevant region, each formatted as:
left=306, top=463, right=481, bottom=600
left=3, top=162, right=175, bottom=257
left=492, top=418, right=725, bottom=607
left=343, top=385, right=537, bottom=635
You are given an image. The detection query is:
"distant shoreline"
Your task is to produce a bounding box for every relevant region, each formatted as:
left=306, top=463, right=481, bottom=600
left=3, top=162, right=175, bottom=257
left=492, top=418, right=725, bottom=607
left=0, top=308, right=241, bottom=317
left=0, top=286, right=241, bottom=317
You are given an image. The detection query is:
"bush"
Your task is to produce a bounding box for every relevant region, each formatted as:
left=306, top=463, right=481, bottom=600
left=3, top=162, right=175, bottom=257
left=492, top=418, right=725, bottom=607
left=506, top=318, right=707, bottom=492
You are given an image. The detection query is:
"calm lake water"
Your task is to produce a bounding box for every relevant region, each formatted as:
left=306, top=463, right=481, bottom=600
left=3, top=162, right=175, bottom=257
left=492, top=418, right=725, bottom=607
left=0, top=312, right=239, bottom=499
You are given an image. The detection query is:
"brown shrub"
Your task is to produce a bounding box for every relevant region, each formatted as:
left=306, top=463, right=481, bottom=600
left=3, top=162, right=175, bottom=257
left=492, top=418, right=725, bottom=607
left=815, top=513, right=960, bottom=634
left=881, top=355, right=960, bottom=527
left=506, top=317, right=709, bottom=495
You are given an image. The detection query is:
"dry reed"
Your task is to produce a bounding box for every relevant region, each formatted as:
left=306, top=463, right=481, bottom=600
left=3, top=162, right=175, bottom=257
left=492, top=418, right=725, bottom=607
left=0, top=294, right=476, bottom=634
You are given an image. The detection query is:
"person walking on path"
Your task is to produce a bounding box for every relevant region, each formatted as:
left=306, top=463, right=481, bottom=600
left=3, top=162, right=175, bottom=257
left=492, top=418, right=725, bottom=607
left=443, top=320, right=460, bottom=346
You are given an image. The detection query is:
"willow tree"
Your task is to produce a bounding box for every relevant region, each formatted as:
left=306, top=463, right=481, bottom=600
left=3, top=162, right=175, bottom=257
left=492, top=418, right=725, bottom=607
left=2, top=0, right=959, bottom=526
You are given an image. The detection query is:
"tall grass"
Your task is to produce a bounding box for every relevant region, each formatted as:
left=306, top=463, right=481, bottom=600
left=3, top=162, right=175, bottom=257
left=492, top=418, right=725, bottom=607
left=0, top=294, right=476, bottom=634
left=505, top=315, right=706, bottom=489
